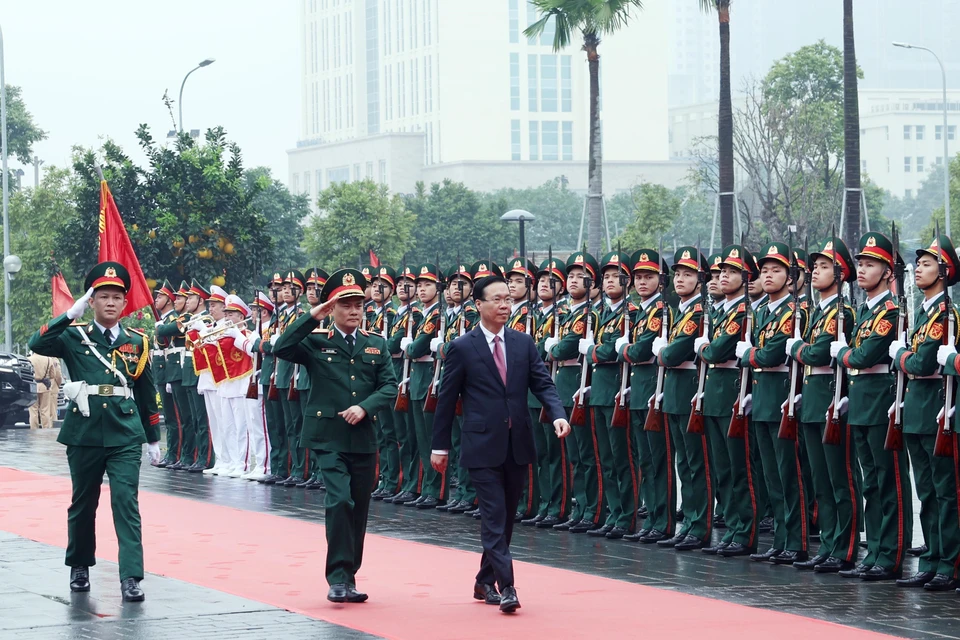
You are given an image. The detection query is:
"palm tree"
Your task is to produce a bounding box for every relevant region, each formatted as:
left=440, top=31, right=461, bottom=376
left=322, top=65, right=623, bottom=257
left=698, top=0, right=734, bottom=247
left=842, top=0, right=860, bottom=249
left=525, top=0, right=643, bottom=257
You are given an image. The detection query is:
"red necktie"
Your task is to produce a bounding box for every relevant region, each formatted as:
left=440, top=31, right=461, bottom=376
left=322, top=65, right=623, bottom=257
left=493, top=335, right=507, bottom=385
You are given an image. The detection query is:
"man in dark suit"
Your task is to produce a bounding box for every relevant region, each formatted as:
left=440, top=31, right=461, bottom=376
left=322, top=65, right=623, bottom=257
left=432, top=275, right=570, bottom=613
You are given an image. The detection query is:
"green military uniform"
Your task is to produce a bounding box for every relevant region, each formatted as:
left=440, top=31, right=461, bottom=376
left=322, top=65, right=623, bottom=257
left=181, top=280, right=212, bottom=470
left=695, top=245, right=759, bottom=554
left=788, top=238, right=861, bottom=571
left=656, top=247, right=712, bottom=548
left=891, top=235, right=960, bottom=586
left=29, top=262, right=160, bottom=593
left=300, top=268, right=330, bottom=489
left=274, top=270, right=308, bottom=485
left=583, top=252, right=638, bottom=536
left=155, top=281, right=193, bottom=468
left=739, top=242, right=808, bottom=561
left=548, top=252, right=602, bottom=532
left=273, top=269, right=397, bottom=592
left=619, top=249, right=673, bottom=541
left=247, top=285, right=285, bottom=482
left=834, top=232, right=913, bottom=578
left=369, top=266, right=402, bottom=497
left=152, top=280, right=179, bottom=466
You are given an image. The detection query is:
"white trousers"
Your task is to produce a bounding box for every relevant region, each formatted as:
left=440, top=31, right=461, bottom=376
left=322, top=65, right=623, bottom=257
left=219, top=396, right=248, bottom=471
left=244, top=394, right=270, bottom=474
left=202, top=389, right=223, bottom=465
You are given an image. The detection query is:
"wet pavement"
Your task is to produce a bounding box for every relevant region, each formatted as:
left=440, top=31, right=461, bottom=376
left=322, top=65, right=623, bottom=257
left=1, top=427, right=958, bottom=639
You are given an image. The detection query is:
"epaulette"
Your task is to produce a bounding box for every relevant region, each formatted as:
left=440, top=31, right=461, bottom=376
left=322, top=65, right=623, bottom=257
left=359, top=329, right=369, bottom=336
left=128, top=327, right=147, bottom=337
left=70, top=321, right=88, bottom=327
left=736, top=302, right=746, bottom=313
left=628, top=302, right=639, bottom=312
left=885, top=300, right=897, bottom=311
left=940, top=301, right=947, bottom=312
left=694, top=303, right=702, bottom=312
left=787, top=302, right=796, bottom=311
left=656, top=300, right=664, bottom=309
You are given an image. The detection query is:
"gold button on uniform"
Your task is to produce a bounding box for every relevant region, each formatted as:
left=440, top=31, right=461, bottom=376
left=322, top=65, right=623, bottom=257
left=350, top=375, right=355, bottom=380
left=102, top=403, right=108, bottom=408
left=352, top=391, right=357, bottom=396
left=317, top=411, right=322, bottom=417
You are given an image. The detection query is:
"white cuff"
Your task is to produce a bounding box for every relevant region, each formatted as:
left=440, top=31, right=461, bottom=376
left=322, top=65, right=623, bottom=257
left=431, top=450, right=449, bottom=455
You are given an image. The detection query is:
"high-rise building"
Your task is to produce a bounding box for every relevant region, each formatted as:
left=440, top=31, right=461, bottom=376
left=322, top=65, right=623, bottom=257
left=288, top=0, right=685, bottom=208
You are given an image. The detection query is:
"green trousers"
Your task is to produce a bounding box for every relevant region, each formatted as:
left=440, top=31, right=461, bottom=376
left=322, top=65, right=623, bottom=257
left=668, top=412, right=712, bottom=540
left=65, top=444, right=144, bottom=581
left=801, top=421, right=862, bottom=562
left=262, top=387, right=287, bottom=476
left=538, top=412, right=570, bottom=519
left=905, top=433, right=958, bottom=576
left=706, top=415, right=758, bottom=548
left=630, top=409, right=675, bottom=536
left=169, top=381, right=194, bottom=464
left=299, top=394, right=322, bottom=483
left=279, top=391, right=305, bottom=479
left=854, top=424, right=912, bottom=571
left=563, top=406, right=585, bottom=522
left=593, top=406, right=637, bottom=530
left=749, top=418, right=771, bottom=519
left=630, top=409, right=652, bottom=522
left=412, top=402, right=445, bottom=500
left=158, top=385, right=180, bottom=463
left=185, top=386, right=212, bottom=467
left=568, top=406, right=602, bottom=525
left=798, top=426, right=819, bottom=537
left=396, top=408, right=421, bottom=494
left=316, top=449, right=376, bottom=586
left=531, top=408, right=551, bottom=517
left=517, top=409, right=542, bottom=518
left=753, top=420, right=808, bottom=553
left=450, top=417, right=477, bottom=505
left=376, top=407, right=401, bottom=493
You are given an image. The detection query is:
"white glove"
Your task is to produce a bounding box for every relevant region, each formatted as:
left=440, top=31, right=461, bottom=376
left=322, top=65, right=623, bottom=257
left=429, top=337, right=442, bottom=353
left=837, top=396, right=848, bottom=416
left=270, top=333, right=279, bottom=346
left=694, top=336, right=709, bottom=353
left=398, top=376, right=410, bottom=388
left=938, top=344, right=958, bottom=366
left=146, top=442, right=162, bottom=466
left=165, top=383, right=172, bottom=393
left=887, top=339, right=906, bottom=360
left=780, top=394, right=802, bottom=411
left=188, top=319, right=207, bottom=333
left=652, top=336, right=668, bottom=356
left=544, top=336, right=559, bottom=353
left=829, top=334, right=847, bottom=358
left=938, top=405, right=957, bottom=422
left=735, top=340, right=752, bottom=360
left=578, top=338, right=593, bottom=355
left=615, top=335, right=630, bottom=352
left=742, top=394, right=752, bottom=416
left=66, top=287, right=94, bottom=320
left=573, top=386, right=591, bottom=403
left=225, top=327, right=243, bottom=342
left=400, top=336, right=413, bottom=352
left=691, top=391, right=704, bottom=407
left=785, top=337, right=802, bottom=355
left=887, top=400, right=904, bottom=417
left=155, top=320, right=163, bottom=328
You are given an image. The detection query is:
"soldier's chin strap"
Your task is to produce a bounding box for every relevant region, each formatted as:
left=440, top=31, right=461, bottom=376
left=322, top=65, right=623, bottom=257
left=74, top=326, right=130, bottom=388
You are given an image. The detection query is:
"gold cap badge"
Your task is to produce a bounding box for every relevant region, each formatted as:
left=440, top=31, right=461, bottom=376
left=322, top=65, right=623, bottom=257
left=681, top=250, right=691, bottom=260
left=865, top=236, right=877, bottom=247
left=729, top=248, right=740, bottom=259
left=105, top=267, right=117, bottom=278
left=343, top=273, right=356, bottom=286
left=767, top=245, right=778, bottom=255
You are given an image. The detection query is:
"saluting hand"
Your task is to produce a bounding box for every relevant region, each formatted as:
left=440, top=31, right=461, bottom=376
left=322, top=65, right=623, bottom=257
left=338, top=405, right=367, bottom=425
left=67, top=287, right=95, bottom=320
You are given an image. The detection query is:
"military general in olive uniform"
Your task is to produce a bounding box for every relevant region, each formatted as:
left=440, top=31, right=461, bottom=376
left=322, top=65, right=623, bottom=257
left=29, top=262, right=161, bottom=603
left=273, top=268, right=397, bottom=604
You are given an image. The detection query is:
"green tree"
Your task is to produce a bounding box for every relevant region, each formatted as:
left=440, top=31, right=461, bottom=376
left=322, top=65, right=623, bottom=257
left=305, top=179, right=415, bottom=270
left=525, top=0, right=644, bottom=257
left=484, top=177, right=584, bottom=252
left=245, top=166, right=311, bottom=275
left=3, top=85, right=46, bottom=164
left=615, top=183, right=682, bottom=250
left=920, top=154, right=960, bottom=244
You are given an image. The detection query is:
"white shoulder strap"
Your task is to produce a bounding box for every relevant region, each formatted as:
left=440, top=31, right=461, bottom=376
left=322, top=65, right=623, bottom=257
left=74, top=326, right=129, bottom=388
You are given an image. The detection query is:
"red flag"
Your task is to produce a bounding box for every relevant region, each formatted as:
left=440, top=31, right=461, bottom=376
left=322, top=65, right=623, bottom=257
left=52, top=272, right=74, bottom=317
left=369, top=249, right=380, bottom=268
left=98, top=180, right=156, bottom=319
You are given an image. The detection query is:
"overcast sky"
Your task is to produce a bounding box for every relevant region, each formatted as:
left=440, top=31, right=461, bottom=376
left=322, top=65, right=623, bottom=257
left=3, top=0, right=299, bottom=185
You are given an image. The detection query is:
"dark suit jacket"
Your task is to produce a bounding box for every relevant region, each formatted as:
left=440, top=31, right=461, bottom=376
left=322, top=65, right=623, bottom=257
left=432, top=325, right=566, bottom=469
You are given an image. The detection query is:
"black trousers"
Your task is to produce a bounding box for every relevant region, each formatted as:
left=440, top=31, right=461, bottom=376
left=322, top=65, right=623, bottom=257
left=470, top=437, right=526, bottom=591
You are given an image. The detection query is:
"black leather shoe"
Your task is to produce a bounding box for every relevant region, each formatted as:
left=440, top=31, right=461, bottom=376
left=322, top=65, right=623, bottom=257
left=405, top=495, right=427, bottom=507
left=839, top=563, right=871, bottom=578
left=896, top=570, right=937, bottom=587
left=553, top=517, right=579, bottom=531
left=924, top=573, right=959, bottom=591
left=391, top=491, right=418, bottom=504
left=771, top=550, right=808, bottom=565
left=327, top=583, right=348, bottom=603
left=674, top=535, right=705, bottom=551
left=639, top=529, right=667, bottom=543
left=536, top=515, right=561, bottom=528
left=676, top=509, right=685, bottom=522
left=167, top=460, right=186, bottom=470
left=436, top=500, right=454, bottom=511
left=465, top=508, right=481, bottom=517
left=907, top=543, right=928, bottom=557
left=186, top=461, right=205, bottom=473
left=758, top=516, right=774, bottom=533
left=637, top=505, right=648, bottom=519
left=417, top=497, right=440, bottom=509
left=515, top=511, right=526, bottom=523
left=750, top=547, right=783, bottom=562
left=306, top=478, right=324, bottom=490
left=260, top=474, right=282, bottom=484
left=450, top=501, right=476, bottom=513
left=345, top=585, right=368, bottom=603
left=587, top=524, right=614, bottom=537
left=606, top=526, right=630, bottom=540
left=371, top=488, right=387, bottom=500
left=473, top=510, right=483, bottom=519
left=713, top=514, right=726, bottom=529
left=861, top=565, right=902, bottom=581
left=569, top=520, right=594, bottom=534
left=279, top=475, right=299, bottom=487
left=718, top=542, right=755, bottom=557
left=657, top=532, right=686, bottom=548
left=522, top=514, right=546, bottom=526
left=624, top=528, right=650, bottom=542
left=499, top=586, right=521, bottom=613
left=295, top=478, right=312, bottom=488
left=793, top=554, right=827, bottom=570
left=473, top=582, right=500, bottom=605
left=814, top=557, right=854, bottom=573
left=157, top=458, right=173, bottom=468
left=120, top=578, right=144, bottom=602
left=69, top=566, right=90, bottom=592
left=702, top=541, right=730, bottom=555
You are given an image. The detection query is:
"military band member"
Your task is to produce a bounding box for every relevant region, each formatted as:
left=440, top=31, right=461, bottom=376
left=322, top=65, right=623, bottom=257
left=195, top=284, right=227, bottom=474
left=180, top=280, right=213, bottom=472
left=274, top=270, right=308, bottom=487
left=156, top=281, right=193, bottom=470
left=693, top=245, right=759, bottom=556
left=829, top=232, right=913, bottom=581
left=370, top=266, right=402, bottom=499
left=786, top=239, right=860, bottom=572
left=152, top=280, right=179, bottom=467
left=274, top=268, right=398, bottom=603
left=889, top=235, right=960, bottom=589
left=30, top=262, right=161, bottom=602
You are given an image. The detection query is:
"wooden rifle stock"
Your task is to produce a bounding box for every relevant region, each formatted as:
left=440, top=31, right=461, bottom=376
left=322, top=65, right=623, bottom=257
left=287, top=372, right=300, bottom=401
left=571, top=303, right=594, bottom=428
left=644, top=393, right=664, bottom=433
left=728, top=291, right=753, bottom=439
left=394, top=305, right=414, bottom=413
left=611, top=298, right=632, bottom=429
left=267, top=373, right=280, bottom=401
left=934, top=313, right=956, bottom=458
left=394, top=383, right=410, bottom=412
left=727, top=401, right=746, bottom=439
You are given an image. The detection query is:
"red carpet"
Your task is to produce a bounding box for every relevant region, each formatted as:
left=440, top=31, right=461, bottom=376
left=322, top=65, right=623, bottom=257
left=0, top=467, right=895, bottom=639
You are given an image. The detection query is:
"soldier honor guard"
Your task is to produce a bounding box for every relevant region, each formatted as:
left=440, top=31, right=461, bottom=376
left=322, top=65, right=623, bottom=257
left=29, top=262, right=161, bottom=602
left=274, top=268, right=398, bottom=603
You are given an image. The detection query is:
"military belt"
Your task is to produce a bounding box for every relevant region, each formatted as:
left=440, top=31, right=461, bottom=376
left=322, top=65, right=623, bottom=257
left=150, top=349, right=165, bottom=358
left=708, top=361, right=738, bottom=369
left=848, top=363, right=889, bottom=376
left=753, top=365, right=789, bottom=373
left=558, top=359, right=580, bottom=367
left=414, top=355, right=434, bottom=362
left=908, top=373, right=940, bottom=380
left=167, top=347, right=186, bottom=355
left=667, top=362, right=697, bottom=371
left=806, top=366, right=833, bottom=376
left=82, top=383, right=132, bottom=399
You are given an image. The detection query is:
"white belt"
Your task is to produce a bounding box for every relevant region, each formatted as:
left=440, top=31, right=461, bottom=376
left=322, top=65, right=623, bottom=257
left=414, top=355, right=434, bottom=363
left=849, top=363, right=889, bottom=376
left=184, top=352, right=193, bottom=359
left=807, top=366, right=833, bottom=376
left=168, top=347, right=185, bottom=354
left=558, top=359, right=580, bottom=367
left=82, top=383, right=132, bottom=399
left=909, top=373, right=941, bottom=380
left=668, top=362, right=697, bottom=370
left=708, top=361, right=738, bottom=369
left=754, top=365, right=789, bottom=373
left=150, top=349, right=165, bottom=358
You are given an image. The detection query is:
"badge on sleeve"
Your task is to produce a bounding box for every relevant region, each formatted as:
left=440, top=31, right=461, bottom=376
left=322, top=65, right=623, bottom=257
left=875, top=319, right=893, bottom=337
left=929, top=322, right=944, bottom=341
left=682, top=320, right=698, bottom=335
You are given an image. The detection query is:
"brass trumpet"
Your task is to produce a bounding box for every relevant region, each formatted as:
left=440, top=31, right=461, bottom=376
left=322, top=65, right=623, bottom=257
left=196, top=319, right=246, bottom=344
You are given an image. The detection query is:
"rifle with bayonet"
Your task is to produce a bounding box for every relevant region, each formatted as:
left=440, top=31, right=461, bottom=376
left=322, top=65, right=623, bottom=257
left=825, top=225, right=847, bottom=446
left=778, top=230, right=801, bottom=441
left=728, top=234, right=752, bottom=439
left=644, top=236, right=670, bottom=433
left=883, top=223, right=906, bottom=450
left=423, top=254, right=446, bottom=413
left=934, top=219, right=955, bottom=458
left=540, top=246, right=560, bottom=423
left=394, top=260, right=414, bottom=413
left=612, top=243, right=632, bottom=428
left=570, top=252, right=594, bottom=428
left=688, top=237, right=709, bottom=434
left=246, top=285, right=263, bottom=400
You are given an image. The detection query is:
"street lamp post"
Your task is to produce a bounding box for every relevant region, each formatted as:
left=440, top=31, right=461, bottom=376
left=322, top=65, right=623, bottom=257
left=178, top=58, right=215, bottom=133
left=501, top=209, right=535, bottom=260
left=893, top=41, right=951, bottom=232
